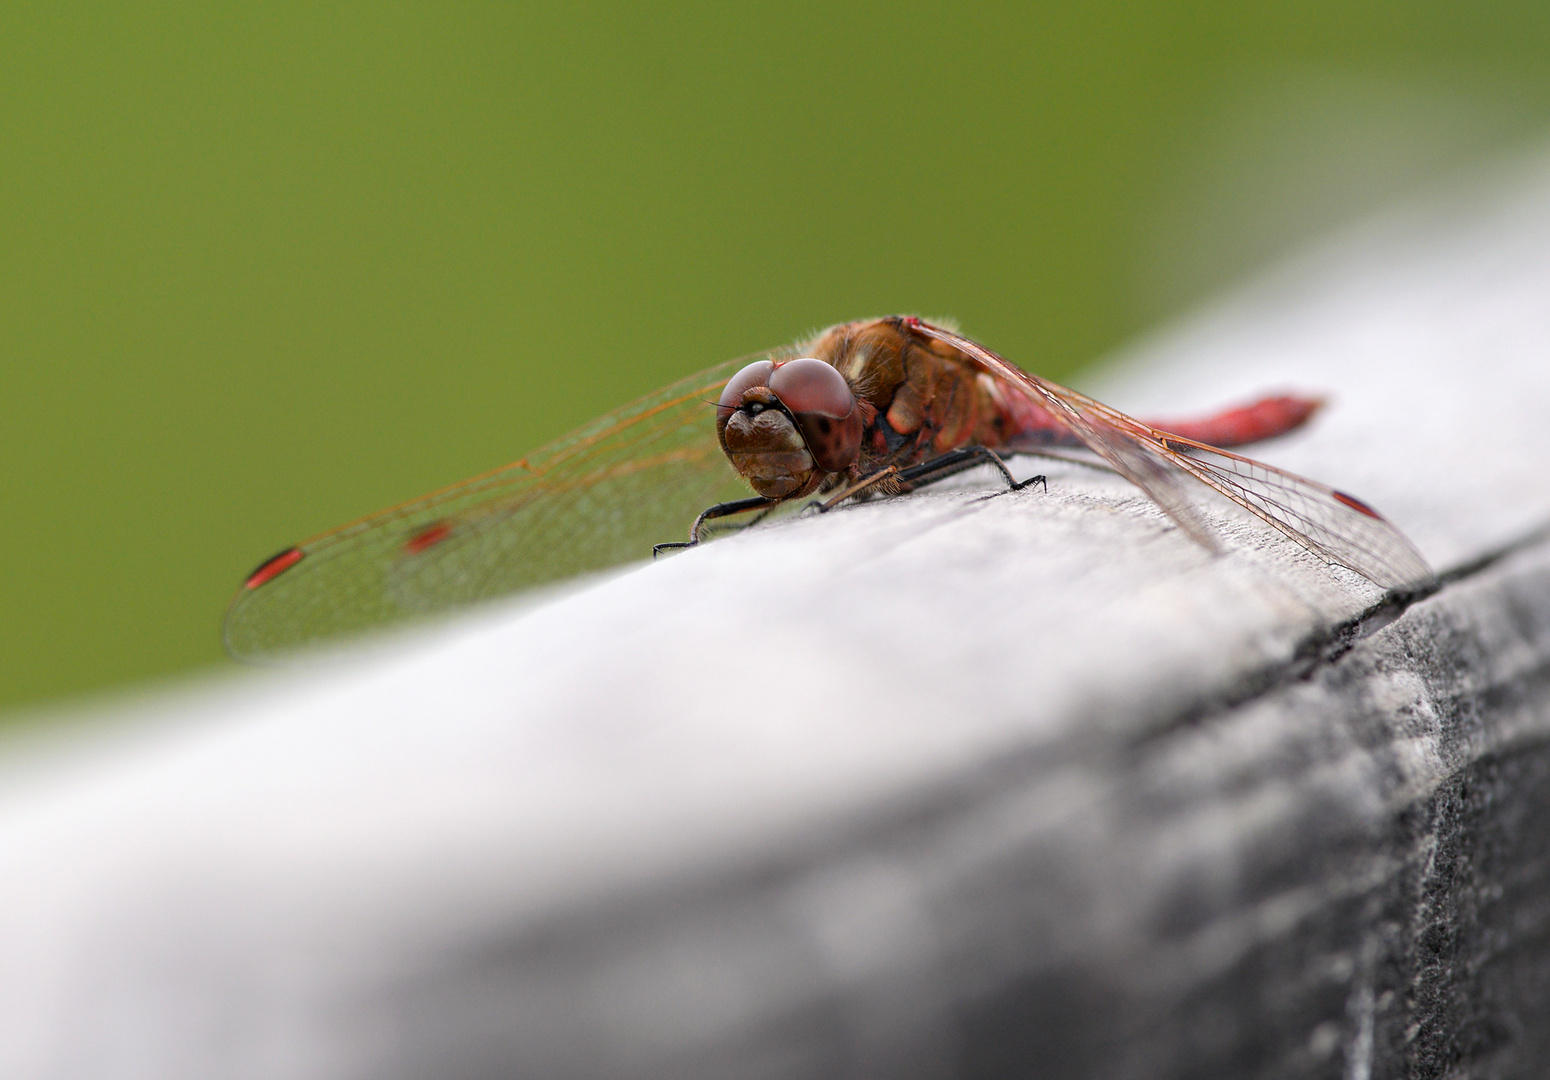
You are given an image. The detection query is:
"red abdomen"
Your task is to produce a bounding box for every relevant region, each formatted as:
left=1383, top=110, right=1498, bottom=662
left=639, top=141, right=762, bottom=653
left=992, top=391, right=1322, bottom=452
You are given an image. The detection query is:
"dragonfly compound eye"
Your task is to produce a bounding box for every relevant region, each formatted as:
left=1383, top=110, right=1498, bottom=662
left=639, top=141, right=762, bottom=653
left=768, top=357, right=862, bottom=473
left=716, top=358, right=835, bottom=500
left=716, top=360, right=777, bottom=423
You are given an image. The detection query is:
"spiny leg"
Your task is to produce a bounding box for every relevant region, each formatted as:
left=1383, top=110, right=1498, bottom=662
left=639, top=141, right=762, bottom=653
left=895, top=445, right=1045, bottom=493
left=659, top=448, right=1049, bottom=558
left=653, top=495, right=775, bottom=557
left=811, top=466, right=901, bottom=513
left=807, top=446, right=1046, bottom=518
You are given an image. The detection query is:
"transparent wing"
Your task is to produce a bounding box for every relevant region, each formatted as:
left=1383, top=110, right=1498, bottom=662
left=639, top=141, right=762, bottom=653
left=907, top=319, right=1433, bottom=591
left=224, top=356, right=759, bottom=659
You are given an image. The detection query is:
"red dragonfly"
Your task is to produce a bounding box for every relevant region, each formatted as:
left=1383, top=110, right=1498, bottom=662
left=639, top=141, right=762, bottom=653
left=225, top=316, right=1432, bottom=658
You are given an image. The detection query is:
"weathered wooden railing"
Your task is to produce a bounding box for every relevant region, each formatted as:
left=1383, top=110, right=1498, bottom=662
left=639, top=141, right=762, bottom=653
left=4, top=157, right=1550, bottom=1079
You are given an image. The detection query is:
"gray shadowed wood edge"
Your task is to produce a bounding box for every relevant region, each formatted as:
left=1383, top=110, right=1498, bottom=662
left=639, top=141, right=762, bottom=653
left=5, top=153, right=1550, bottom=1080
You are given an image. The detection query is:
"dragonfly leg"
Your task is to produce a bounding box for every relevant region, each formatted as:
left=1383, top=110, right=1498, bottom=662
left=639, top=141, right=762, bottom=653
left=653, top=495, right=776, bottom=557
left=896, top=445, right=1046, bottom=494
left=807, top=466, right=901, bottom=515
left=806, top=448, right=1046, bottom=517
left=657, top=448, right=1053, bottom=561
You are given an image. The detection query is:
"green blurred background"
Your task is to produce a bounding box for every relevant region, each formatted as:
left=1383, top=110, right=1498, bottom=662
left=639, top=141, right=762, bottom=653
left=4, top=2, right=1549, bottom=713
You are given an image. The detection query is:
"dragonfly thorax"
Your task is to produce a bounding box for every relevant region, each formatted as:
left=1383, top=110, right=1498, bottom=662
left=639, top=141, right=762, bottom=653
left=716, top=356, right=864, bottom=500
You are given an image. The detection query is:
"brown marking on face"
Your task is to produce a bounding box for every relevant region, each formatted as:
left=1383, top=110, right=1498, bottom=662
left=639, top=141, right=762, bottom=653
left=718, top=386, right=820, bottom=499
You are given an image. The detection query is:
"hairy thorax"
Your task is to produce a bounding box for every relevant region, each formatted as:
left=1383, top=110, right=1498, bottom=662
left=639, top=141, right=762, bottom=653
left=800, top=317, right=1028, bottom=493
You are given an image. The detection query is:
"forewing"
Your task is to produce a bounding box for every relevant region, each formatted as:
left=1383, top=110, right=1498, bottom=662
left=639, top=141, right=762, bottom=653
left=910, top=321, right=1221, bottom=551
left=1123, top=431, right=1435, bottom=590
left=907, top=320, right=1432, bottom=590
left=224, top=357, right=755, bottom=659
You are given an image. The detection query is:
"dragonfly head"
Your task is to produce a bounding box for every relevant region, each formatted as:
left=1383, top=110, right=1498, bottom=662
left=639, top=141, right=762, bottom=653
left=717, top=357, right=863, bottom=499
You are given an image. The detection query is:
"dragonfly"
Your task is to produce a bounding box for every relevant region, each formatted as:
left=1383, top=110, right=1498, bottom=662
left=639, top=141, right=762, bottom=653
left=224, top=316, right=1432, bottom=659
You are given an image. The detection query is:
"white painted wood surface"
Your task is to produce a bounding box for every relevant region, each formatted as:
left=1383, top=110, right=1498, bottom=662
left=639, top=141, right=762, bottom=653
left=5, top=154, right=1550, bottom=1079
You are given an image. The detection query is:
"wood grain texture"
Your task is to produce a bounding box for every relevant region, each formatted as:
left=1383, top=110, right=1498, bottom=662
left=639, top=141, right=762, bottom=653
left=5, top=156, right=1550, bottom=1079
